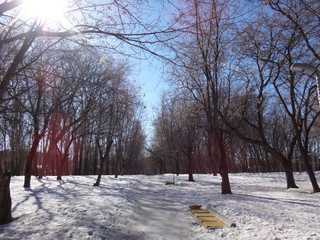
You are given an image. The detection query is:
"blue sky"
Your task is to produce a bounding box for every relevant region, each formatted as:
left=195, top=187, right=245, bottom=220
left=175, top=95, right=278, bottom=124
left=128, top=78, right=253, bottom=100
left=135, top=58, right=169, bottom=143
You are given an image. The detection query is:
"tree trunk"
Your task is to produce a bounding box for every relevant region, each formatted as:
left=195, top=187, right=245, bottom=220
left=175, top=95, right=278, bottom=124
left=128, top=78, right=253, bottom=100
left=268, top=150, right=298, bottom=189
left=302, top=154, right=320, bottom=193
left=297, top=138, right=320, bottom=192
left=188, top=153, right=194, bottom=182
left=94, top=139, right=113, bottom=186
left=106, top=150, right=110, bottom=175
left=0, top=167, right=12, bottom=225
left=207, top=132, right=218, bottom=176
left=175, top=157, right=180, bottom=176
left=24, top=134, right=42, bottom=188
left=217, top=140, right=232, bottom=194
left=211, top=129, right=232, bottom=194
left=283, top=161, right=298, bottom=189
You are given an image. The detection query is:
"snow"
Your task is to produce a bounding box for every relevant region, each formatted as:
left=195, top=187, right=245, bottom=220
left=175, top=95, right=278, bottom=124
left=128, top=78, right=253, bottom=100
left=1, top=172, right=320, bottom=240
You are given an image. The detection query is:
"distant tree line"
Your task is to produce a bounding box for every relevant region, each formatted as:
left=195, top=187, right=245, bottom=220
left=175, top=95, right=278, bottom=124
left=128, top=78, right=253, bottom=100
left=0, top=45, right=146, bottom=179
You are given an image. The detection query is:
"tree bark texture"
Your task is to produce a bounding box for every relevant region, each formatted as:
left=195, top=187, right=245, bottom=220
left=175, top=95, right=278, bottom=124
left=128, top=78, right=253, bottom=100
left=302, top=153, right=320, bottom=193
left=283, top=161, right=298, bottom=189
left=24, top=134, right=42, bottom=188
left=94, top=139, right=113, bottom=186
left=211, top=129, right=232, bottom=194
left=0, top=165, right=12, bottom=225
left=188, top=153, right=194, bottom=182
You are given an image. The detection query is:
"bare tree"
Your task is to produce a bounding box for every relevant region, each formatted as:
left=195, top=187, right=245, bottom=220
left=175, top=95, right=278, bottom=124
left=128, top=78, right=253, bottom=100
left=152, top=91, right=203, bottom=181
left=164, top=0, right=235, bottom=193
left=220, top=11, right=300, bottom=188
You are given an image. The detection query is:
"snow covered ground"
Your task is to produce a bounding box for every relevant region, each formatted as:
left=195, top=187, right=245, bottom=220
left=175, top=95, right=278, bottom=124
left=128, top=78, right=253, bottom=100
left=1, top=172, right=320, bottom=240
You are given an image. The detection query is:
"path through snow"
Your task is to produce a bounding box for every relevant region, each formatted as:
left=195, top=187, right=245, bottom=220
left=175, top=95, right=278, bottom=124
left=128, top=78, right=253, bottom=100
left=126, top=177, right=194, bottom=239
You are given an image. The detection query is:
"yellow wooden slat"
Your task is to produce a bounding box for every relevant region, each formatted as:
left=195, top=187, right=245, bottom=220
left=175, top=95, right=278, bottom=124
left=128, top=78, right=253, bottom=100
left=193, top=212, right=215, bottom=217
left=203, top=221, right=225, bottom=228
left=197, top=216, right=219, bottom=222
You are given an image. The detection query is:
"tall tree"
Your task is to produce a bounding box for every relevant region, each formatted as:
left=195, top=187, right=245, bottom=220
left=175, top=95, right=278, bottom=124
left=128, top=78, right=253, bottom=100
left=166, top=0, right=234, bottom=194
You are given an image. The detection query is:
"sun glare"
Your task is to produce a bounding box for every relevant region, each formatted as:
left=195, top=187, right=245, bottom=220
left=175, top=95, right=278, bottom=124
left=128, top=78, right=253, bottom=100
left=22, top=0, right=69, bottom=29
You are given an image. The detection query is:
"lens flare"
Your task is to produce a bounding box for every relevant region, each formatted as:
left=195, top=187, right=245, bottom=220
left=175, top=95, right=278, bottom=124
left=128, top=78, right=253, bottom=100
left=22, top=0, right=69, bottom=29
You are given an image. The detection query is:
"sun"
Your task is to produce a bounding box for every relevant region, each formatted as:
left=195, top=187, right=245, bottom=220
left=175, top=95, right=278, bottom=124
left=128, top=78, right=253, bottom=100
left=22, top=0, right=69, bottom=29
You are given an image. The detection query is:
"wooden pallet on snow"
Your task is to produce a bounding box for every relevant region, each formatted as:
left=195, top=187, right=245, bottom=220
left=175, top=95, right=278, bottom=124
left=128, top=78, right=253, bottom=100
left=189, top=205, right=236, bottom=229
